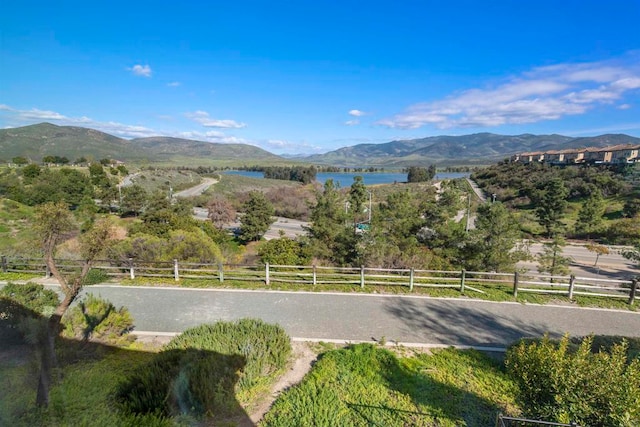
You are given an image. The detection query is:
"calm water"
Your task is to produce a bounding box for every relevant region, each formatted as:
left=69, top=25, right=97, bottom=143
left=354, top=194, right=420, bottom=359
left=223, top=170, right=469, bottom=187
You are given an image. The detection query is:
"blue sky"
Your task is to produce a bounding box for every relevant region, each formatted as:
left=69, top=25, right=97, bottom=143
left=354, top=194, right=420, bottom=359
left=1, top=1, right=639, bottom=155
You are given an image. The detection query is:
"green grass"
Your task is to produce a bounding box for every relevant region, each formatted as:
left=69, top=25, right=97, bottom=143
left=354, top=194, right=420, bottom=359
left=0, top=199, right=39, bottom=257
left=261, top=343, right=520, bottom=426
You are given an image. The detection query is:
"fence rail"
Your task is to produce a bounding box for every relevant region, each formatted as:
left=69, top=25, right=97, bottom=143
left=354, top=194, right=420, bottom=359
left=1, top=256, right=637, bottom=305
left=496, top=413, right=579, bottom=427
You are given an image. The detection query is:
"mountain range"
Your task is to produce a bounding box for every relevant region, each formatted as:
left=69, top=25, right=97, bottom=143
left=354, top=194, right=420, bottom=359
left=2, top=123, right=639, bottom=167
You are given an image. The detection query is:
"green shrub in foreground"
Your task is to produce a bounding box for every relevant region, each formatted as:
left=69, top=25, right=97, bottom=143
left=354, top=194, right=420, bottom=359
left=0, top=282, right=59, bottom=344
left=163, top=318, right=291, bottom=391
left=115, top=319, right=291, bottom=420
left=62, top=293, right=134, bottom=344
left=505, top=335, right=640, bottom=426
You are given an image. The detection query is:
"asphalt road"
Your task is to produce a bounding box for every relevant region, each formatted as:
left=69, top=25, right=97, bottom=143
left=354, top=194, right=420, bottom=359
left=42, top=285, right=640, bottom=348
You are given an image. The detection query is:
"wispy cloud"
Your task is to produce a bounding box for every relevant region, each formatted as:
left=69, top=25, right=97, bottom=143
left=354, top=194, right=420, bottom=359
left=185, top=110, right=247, bottom=129
left=348, top=109, right=366, bottom=117
left=167, top=81, right=181, bottom=87
left=129, top=64, right=152, bottom=77
left=344, top=119, right=360, bottom=126
left=0, top=104, right=157, bottom=138
left=379, top=57, right=640, bottom=130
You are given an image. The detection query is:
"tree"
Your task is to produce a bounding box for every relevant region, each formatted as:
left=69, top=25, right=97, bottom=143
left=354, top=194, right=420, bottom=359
left=349, top=176, right=368, bottom=224
left=585, top=242, right=610, bottom=267
left=575, top=190, right=605, bottom=237
left=622, top=242, right=640, bottom=269
left=207, top=195, right=237, bottom=229
left=465, top=202, right=528, bottom=272
left=533, top=178, right=568, bottom=237
left=12, top=156, right=29, bottom=165
left=537, top=236, right=571, bottom=280
left=33, top=202, right=116, bottom=406
left=407, top=165, right=436, bottom=183
left=120, top=184, right=148, bottom=216
left=257, top=236, right=311, bottom=265
left=239, top=191, right=274, bottom=242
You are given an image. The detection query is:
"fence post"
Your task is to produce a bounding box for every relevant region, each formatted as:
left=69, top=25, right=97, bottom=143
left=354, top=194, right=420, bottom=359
left=265, top=262, right=270, bottom=285
left=513, top=272, right=519, bottom=298
left=409, top=268, right=414, bottom=292
left=218, top=263, right=224, bottom=283
left=174, top=259, right=179, bottom=282
left=460, top=269, right=466, bottom=294
left=313, top=265, right=317, bottom=286
left=360, top=266, right=365, bottom=289
left=629, top=278, right=638, bottom=305
left=568, top=274, right=576, bottom=300
left=45, top=263, right=50, bottom=278
left=1, top=256, right=7, bottom=273
left=129, top=257, right=135, bottom=280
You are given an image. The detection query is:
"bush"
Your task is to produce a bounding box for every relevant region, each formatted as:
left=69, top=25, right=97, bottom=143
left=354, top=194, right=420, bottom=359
left=505, top=334, right=640, bottom=426
left=115, top=319, right=291, bottom=420
left=62, top=294, right=134, bottom=344
left=0, top=282, right=59, bottom=343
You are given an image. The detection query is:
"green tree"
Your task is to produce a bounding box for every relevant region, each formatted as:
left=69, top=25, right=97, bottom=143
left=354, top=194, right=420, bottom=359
left=585, top=242, right=609, bottom=267
left=12, top=156, right=29, bottom=165
left=349, top=176, right=368, bottom=225
left=533, top=178, right=568, bottom=237
left=120, top=184, right=148, bottom=216
left=307, top=179, right=357, bottom=264
left=537, top=235, right=571, bottom=280
left=33, top=202, right=116, bottom=406
left=575, top=190, right=605, bottom=237
left=407, top=165, right=436, bottom=183
left=21, top=163, right=42, bottom=182
left=166, top=229, right=223, bottom=263
left=240, top=191, right=275, bottom=242
left=465, top=202, right=528, bottom=272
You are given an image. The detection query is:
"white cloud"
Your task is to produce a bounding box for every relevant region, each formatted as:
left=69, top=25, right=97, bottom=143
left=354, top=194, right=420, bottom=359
left=348, top=109, right=366, bottom=117
left=344, top=119, right=360, bottom=126
left=185, top=110, right=246, bottom=128
left=618, top=103, right=632, bottom=110
left=0, top=104, right=157, bottom=138
left=167, top=81, right=181, bottom=87
left=129, top=64, right=152, bottom=77
left=379, top=57, right=640, bottom=130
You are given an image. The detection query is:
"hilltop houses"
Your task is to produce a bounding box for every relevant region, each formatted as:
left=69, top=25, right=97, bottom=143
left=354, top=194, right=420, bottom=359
left=512, top=144, right=640, bottom=165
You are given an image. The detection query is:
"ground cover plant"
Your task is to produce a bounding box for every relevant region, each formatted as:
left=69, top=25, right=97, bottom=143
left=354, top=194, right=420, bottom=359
left=261, top=343, right=520, bottom=426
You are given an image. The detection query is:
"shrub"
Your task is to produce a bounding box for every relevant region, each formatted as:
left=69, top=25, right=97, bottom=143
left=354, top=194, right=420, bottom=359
left=115, top=319, right=291, bottom=420
left=0, top=282, right=59, bottom=343
left=505, top=334, right=640, bottom=426
left=62, top=294, right=134, bottom=344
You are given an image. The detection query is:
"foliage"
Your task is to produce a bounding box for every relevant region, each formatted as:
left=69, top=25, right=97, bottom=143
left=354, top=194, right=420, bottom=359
left=166, top=229, right=223, bottom=263
left=584, top=242, right=609, bottom=267
left=120, top=184, right=147, bottom=216
left=532, top=178, right=568, bottom=237
left=239, top=191, right=275, bottom=242
left=464, top=202, right=528, bottom=272
left=505, top=335, right=640, bottom=426
left=407, top=165, right=436, bottom=183
left=263, top=165, right=317, bottom=184
left=0, top=283, right=59, bottom=343
left=348, top=175, right=368, bottom=224
left=116, top=319, right=291, bottom=418
left=537, top=236, right=571, bottom=278
left=575, top=190, right=605, bottom=236
left=257, top=236, right=311, bottom=265
left=263, top=344, right=519, bottom=426
left=62, top=294, right=134, bottom=344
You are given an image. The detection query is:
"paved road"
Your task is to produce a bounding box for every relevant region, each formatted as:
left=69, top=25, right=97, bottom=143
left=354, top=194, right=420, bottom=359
left=42, top=285, right=640, bottom=348
left=174, top=177, right=218, bottom=198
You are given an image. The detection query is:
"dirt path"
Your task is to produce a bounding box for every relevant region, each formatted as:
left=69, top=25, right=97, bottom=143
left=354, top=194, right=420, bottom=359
left=249, top=341, right=317, bottom=423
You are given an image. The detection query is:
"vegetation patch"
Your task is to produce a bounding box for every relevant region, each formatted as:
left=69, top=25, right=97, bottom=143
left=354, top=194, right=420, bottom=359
left=115, top=319, right=291, bottom=421
left=262, top=343, right=520, bottom=426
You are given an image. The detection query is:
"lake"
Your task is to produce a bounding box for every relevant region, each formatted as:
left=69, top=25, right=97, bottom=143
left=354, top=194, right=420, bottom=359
left=222, top=170, right=469, bottom=187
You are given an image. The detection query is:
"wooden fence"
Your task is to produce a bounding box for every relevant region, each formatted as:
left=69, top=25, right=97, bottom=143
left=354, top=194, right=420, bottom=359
left=1, top=256, right=638, bottom=305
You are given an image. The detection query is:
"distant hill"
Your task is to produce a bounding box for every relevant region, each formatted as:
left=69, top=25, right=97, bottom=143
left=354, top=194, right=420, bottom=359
left=0, top=123, right=284, bottom=165
left=305, top=133, right=640, bottom=167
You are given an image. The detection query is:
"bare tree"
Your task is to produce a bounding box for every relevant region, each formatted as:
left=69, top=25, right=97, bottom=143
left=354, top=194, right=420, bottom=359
left=33, top=201, right=116, bottom=406
left=207, top=195, right=236, bottom=229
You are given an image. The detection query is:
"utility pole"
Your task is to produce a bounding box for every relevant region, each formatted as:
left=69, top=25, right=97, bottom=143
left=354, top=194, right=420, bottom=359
left=465, top=193, right=471, bottom=232
left=367, top=191, right=372, bottom=223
